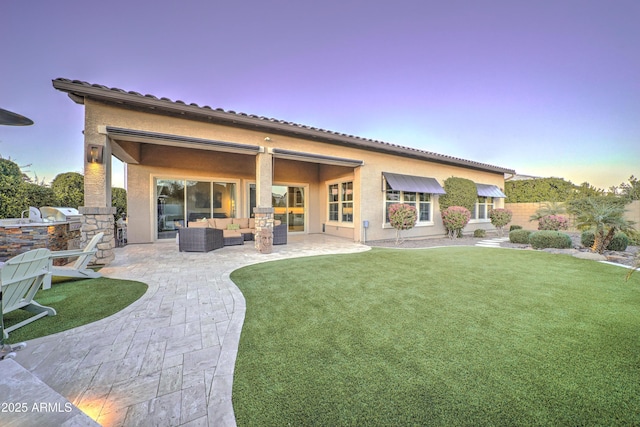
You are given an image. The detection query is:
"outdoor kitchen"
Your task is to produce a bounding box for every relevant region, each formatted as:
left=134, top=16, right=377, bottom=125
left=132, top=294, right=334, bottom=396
left=0, top=207, right=82, bottom=264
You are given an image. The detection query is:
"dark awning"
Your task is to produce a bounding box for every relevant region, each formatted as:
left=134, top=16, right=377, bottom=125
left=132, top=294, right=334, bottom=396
left=476, top=183, right=507, bottom=198
left=383, top=172, right=446, bottom=194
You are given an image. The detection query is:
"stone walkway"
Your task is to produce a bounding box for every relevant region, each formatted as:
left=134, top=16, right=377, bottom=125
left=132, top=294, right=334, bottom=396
left=11, top=235, right=369, bottom=427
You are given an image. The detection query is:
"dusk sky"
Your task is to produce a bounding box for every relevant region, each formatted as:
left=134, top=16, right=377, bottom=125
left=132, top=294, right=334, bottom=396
left=2, top=0, right=638, bottom=190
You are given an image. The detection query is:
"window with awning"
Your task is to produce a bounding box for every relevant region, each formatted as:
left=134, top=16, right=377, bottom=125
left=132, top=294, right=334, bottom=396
left=382, top=172, right=445, bottom=224
left=382, top=172, right=446, bottom=194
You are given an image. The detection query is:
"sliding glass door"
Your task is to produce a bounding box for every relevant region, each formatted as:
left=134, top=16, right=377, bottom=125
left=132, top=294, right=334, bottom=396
left=156, top=178, right=236, bottom=239
left=273, top=185, right=306, bottom=232
left=247, top=183, right=306, bottom=233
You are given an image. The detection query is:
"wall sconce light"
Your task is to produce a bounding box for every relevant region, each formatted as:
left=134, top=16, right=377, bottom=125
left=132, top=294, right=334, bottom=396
left=87, top=145, right=104, bottom=163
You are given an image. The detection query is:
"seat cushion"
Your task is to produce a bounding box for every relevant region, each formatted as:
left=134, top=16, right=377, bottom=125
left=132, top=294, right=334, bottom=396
left=222, top=229, right=242, bottom=238
left=215, top=218, right=233, bottom=230
left=188, top=221, right=208, bottom=228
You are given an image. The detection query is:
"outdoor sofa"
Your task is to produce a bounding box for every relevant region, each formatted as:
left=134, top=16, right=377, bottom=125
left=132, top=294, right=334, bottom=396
left=180, top=217, right=287, bottom=251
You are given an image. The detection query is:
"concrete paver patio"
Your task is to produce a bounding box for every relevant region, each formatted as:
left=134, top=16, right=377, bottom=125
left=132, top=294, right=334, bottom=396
left=11, top=234, right=369, bottom=426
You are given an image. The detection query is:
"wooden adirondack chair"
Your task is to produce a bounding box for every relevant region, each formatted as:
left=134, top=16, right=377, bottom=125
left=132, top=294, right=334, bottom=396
left=1, top=248, right=56, bottom=339
left=42, top=232, right=104, bottom=290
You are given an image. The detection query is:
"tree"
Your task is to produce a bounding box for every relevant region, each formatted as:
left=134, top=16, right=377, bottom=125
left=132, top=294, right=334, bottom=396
left=567, top=197, right=635, bottom=254
left=619, top=175, right=640, bottom=201
left=438, top=177, right=477, bottom=212
left=112, top=187, right=127, bottom=221
left=388, top=203, right=417, bottom=245
left=0, top=158, right=58, bottom=218
left=0, top=159, right=24, bottom=218
left=51, top=172, right=84, bottom=208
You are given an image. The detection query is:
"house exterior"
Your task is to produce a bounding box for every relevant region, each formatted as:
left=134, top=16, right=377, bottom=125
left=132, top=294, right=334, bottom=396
left=53, top=78, right=515, bottom=264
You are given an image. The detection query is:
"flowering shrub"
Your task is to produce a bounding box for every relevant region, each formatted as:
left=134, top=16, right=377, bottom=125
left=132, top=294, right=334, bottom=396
left=538, top=215, right=569, bottom=231
left=441, top=206, right=471, bottom=239
left=388, top=203, right=417, bottom=245
left=488, top=208, right=512, bottom=236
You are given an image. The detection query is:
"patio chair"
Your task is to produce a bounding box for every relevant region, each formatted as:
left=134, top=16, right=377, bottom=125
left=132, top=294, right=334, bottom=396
left=42, top=232, right=104, bottom=290
left=2, top=248, right=56, bottom=339
left=273, top=223, right=288, bottom=245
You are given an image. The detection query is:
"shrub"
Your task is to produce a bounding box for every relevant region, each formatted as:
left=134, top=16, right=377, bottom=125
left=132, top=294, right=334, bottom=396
left=438, top=177, right=477, bottom=212
left=509, top=229, right=532, bottom=244
left=388, top=203, right=417, bottom=245
left=608, top=233, right=630, bottom=251
left=473, top=229, right=486, bottom=238
left=538, top=215, right=569, bottom=231
left=441, top=206, right=471, bottom=239
left=529, top=231, right=572, bottom=249
left=510, top=225, right=522, bottom=231
left=489, top=208, right=512, bottom=236
left=581, top=231, right=629, bottom=252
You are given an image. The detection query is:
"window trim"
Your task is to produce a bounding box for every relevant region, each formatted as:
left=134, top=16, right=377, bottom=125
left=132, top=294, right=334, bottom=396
left=326, top=179, right=354, bottom=226
left=469, top=196, right=494, bottom=223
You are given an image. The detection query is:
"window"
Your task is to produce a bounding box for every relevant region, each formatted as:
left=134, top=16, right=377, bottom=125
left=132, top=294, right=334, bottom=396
left=342, top=182, right=353, bottom=222
left=328, top=181, right=353, bottom=223
left=472, top=197, right=493, bottom=220
left=384, top=182, right=433, bottom=224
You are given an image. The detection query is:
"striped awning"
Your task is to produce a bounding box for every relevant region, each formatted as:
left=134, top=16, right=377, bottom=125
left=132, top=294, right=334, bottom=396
left=476, top=183, right=507, bottom=198
left=383, top=172, right=446, bottom=194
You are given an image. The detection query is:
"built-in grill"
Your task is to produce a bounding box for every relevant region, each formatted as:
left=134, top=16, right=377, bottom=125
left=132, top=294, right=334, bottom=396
left=39, top=207, right=83, bottom=230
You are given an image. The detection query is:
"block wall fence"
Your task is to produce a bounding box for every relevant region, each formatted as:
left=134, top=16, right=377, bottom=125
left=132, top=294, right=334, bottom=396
left=505, top=200, right=640, bottom=231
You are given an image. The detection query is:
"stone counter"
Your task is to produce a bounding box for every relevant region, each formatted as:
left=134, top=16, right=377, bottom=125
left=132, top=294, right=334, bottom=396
left=0, top=222, right=81, bottom=264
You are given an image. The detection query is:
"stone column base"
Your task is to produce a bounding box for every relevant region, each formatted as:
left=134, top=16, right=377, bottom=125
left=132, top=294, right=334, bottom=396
left=253, top=207, right=274, bottom=254
left=79, top=206, right=116, bottom=265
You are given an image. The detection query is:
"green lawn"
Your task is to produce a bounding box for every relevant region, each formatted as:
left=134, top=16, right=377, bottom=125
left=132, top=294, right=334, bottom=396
left=4, top=277, right=148, bottom=343
left=231, top=247, right=640, bottom=426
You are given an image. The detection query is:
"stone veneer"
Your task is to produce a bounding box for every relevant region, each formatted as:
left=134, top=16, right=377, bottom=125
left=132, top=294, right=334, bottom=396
left=0, top=223, right=80, bottom=265
left=253, top=207, right=274, bottom=254
left=80, top=206, right=116, bottom=265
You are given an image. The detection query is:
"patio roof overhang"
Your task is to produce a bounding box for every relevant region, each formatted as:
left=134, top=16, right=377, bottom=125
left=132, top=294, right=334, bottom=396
left=269, top=148, right=364, bottom=168
left=101, top=126, right=263, bottom=164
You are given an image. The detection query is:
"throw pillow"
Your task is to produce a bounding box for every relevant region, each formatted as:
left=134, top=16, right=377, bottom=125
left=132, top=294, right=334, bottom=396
left=227, top=223, right=240, bottom=230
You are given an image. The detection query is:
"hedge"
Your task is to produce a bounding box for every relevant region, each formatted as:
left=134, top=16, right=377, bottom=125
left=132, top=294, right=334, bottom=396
left=529, top=231, right=572, bottom=249
left=509, top=229, right=532, bottom=244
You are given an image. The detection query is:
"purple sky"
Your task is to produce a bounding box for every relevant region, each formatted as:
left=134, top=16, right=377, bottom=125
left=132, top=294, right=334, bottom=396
left=2, top=0, right=638, bottom=189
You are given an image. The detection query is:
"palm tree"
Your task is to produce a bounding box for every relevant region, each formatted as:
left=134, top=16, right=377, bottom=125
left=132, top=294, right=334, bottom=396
left=529, top=201, right=566, bottom=222
left=568, top=197, right=635, bottom=254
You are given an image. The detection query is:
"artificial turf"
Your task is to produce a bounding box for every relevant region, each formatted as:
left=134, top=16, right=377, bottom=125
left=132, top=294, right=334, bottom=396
left=3, top=277, right=148, bottom=343
left=231, top=247, right=640, bottom=426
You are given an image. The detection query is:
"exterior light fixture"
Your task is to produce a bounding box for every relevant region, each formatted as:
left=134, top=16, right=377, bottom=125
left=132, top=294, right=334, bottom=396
left=87, top=145, right=104, bottom=163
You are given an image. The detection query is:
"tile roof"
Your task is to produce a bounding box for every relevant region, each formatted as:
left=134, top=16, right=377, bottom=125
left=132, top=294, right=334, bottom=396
left=52, top=78, right=515, bottom=175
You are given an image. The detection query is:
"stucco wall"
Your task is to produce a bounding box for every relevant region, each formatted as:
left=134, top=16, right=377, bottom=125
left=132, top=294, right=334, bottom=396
left=85, top=100, right=508, bottom=244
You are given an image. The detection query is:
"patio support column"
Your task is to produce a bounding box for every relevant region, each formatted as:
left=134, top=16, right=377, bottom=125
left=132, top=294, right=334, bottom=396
left=80, top=125, right=115, bottom=264
left=254, top=151, right=274, bottom=253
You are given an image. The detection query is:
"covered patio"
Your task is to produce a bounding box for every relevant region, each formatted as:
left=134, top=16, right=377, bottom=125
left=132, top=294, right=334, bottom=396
left=9, top=235, right=368, bottom=426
